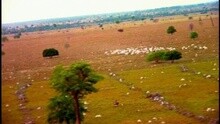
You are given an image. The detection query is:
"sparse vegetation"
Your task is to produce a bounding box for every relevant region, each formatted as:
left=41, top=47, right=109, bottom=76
left=42, top=48, right=59, bottom=58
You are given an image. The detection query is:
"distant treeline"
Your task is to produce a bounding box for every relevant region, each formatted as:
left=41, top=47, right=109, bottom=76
left=2, top=1, right=218, bottom=35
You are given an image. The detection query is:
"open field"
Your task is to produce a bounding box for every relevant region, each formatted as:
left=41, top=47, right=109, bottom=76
left=2, top=14, right=219, bottom=124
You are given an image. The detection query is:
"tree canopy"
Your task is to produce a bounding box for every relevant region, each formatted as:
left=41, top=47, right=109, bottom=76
left=49, top=62, right=103, bottom=124
left=146, top=50, right=166, bottom=63
left=163, top=50, right=182, bottom=63
left=167, top=26, right=177, bottom=35
left=146, top=50, right=182, bottom=63
left=43, top=48, right=59, bottom=58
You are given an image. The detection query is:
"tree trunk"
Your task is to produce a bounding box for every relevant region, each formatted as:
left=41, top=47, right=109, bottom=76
left=72, top=91, right=81, bottom=124
left=210, top=16, right=214, bottom=26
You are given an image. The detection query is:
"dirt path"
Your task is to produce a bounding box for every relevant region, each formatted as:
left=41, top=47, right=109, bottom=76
left=15, top=83, right=35, bottom=124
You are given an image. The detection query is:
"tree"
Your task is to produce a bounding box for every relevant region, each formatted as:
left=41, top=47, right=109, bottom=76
left=115, top=20, right=120, bottom=24
left=53, top=24, right=57, bottom=27
left=48, top=94, right=86, bottom=124
left=190, top=31, right=198, bottom=40
left=117, top=29, right=124, bottom=32
left=210, top=16, right=214, bottom=26
left=2, top=51, right=5, bottom=55
left=50, top=62, right=103, bottom=124
left=163, top=50, right=182, bottom=63
left=14, top=33, right=21, bottom=39
left=2, top=36, right=9, bottom=42
left=146, top=50, right=166, bottom=63
left=188, top=16, right=193, bottom=20
left=167, top=26, right=177, bottom=35
left=43, top=48, right=59, bottom=58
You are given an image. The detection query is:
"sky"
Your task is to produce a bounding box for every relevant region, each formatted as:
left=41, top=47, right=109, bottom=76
left=2, top=0, right=217, bottom=24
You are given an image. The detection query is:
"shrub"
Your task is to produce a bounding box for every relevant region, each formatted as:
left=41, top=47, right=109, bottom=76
left=99, top=24, right=103, bottom=28
left=115, top=20, right=120, bottom=24
left=146, top=50, right=166, bottom=63
left=190, top=32, right=198, bottom=39
left=163, top=50, right=182, bottom=63
left=188, top=17, right=193, bottom=20
left=2, top=36, right=9, bottom=42
left=167, top=26, right=177, bottom=35
left=2, top=51, right=5, bottom=55
left=153, top=19, right=159, bottom=23
left=14, top=32, right=22, bottom=39
left=53, top=24, right=57, bottom=27
left=117, top=29, right=124, bottom=32
left=43, top=48, right=59, bottom=58
left=64, top=43, right=70, bottom=49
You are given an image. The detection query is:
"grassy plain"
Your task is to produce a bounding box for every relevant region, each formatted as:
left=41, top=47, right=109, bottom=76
left=2, top=13, right=219, bottom=124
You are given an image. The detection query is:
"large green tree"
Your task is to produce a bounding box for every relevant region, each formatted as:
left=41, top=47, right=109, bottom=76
left=50, top=62, right=103, bottom=124
left=167, top=26, right=177, bottom=35
left=164, top=50, right=182, bottom=63
left=43, top=48, right=59, bottom=58
left=48, top=93, right=86, bottom=124
left=146, top=50, right=166, bottom=63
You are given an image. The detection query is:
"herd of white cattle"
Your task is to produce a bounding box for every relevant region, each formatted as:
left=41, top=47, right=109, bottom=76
left=104, top=46, right=176, bottom=56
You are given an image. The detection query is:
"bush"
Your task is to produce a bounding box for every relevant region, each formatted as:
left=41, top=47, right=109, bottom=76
left=64, top=43, right=70, bottom=49
left=167, top=26, right=177, bottom=35
left=43, top=48, right=59, bottom=58
left=153, top=19, right=159, bottom=23
left=99, top=24, right=103, bottom=28
left=190, top=32, right=198, bottom=39
left=14, top=32, right=22, bottom=39
left=146, top=50, right=182, bottom=63
left=2, top=51, right=5, bottom=55
left=117, top=29, right=124, bottom=32
left=115, top=20, right=120, bottom=24
left=188, top=17, right=193, bottom=20
left=163, top=50, right=182, bottom=63
left=2, top=36, right=9, bottom=42
left=146, top=50, right=166, bottom=63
